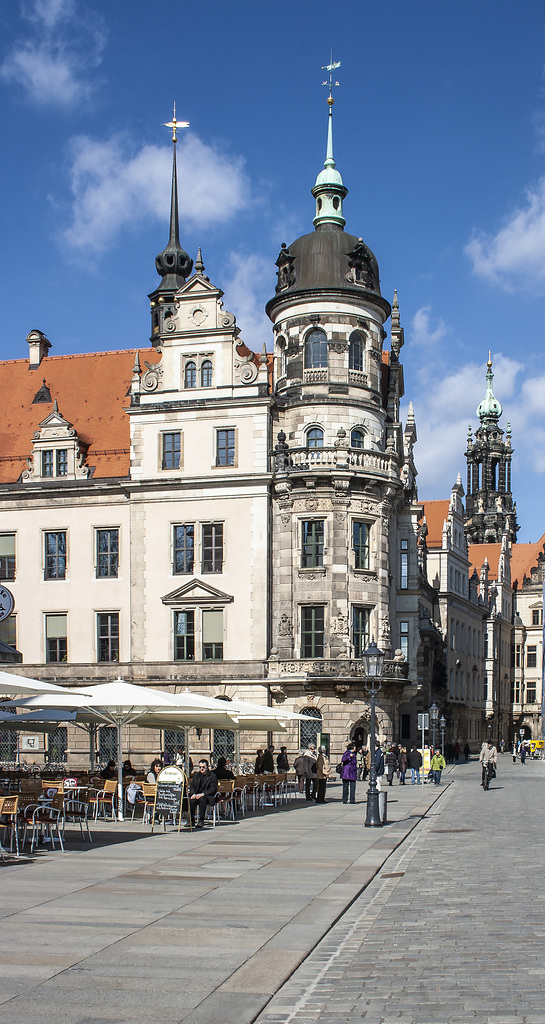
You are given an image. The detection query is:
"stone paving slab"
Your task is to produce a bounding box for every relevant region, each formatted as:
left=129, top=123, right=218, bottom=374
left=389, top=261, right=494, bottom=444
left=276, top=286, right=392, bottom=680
left=0, top=779, right=446, bottom=1022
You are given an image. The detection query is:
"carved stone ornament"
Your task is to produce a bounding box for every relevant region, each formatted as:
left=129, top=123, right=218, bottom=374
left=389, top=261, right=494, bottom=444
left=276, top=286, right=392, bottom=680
left=329, top=341, right=349, bottom=354
left=278, top=614, right=293, bottom=637
left=331, top=614, right=349, bottom=635
left=189, top=306, right=208, bottom=326
left=220, top=310, right=236, bottom=328
left=234, top=345, right=258, bottom=385
left=336, top=683, right=350, bottom=696
left=142, top=361, right=163, bottom=392
left=269, top=684, right=287, bottom=701
left=280, top=514, right=291, bottom=527
left=358, top=498, right=377, bottom=514
left=334, top=511, right=346, bottom=524
left=297, top=569, right=326, bottom=581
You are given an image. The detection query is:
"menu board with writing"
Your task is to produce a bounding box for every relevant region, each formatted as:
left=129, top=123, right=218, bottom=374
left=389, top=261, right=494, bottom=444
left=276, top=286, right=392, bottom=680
left=152, top=766, right=186, bottom=832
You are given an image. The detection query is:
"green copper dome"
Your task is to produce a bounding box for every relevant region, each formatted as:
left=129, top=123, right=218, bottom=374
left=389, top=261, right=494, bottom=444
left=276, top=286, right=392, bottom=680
left=476, top=356, right=502, bottom=421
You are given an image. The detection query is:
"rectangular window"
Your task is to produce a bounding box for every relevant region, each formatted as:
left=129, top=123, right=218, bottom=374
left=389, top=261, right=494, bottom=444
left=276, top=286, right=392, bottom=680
left=401, top=713, right=411, bottom=740
left=44, top=531, right=67, bottom=580
left=96, top=529, right=119, bottom=578
left=173, top=524, right=194, bottom=574
left=400, top=620, right=409, bottom=661
left=162, top=432, right=181, bottom=470
left=532, top=609, right=541, bottom=626
left=0, top=615, right=16, bottom=648
left=0, top=534, right=15, bottom=581
left=46, top=613, right=67, bottom=663
left=97, top=612, right=119, bottom=662
left=202, top=609, right=223, bottom=660
left=527, top=685, right=537, bottom=703
left=202, top=523, right=223, bottom=573
left=400, top=538, right=408, bottom=588
left=301, top=520, right=324, bottom=568
left=515, top=643, right=521, bottom=668
left=216, top=428, right=235, bottom=467
left=352, top=606, right=370, bottom=659
left=42, top=450, right=54, bottom=477
left=56, top=449, right=68, bottom=476
left=527, top=645, right=537, bottom=668
left=301, top=605, right=324, bottom=658
left=174, top=611, right=195, bottom=661
left=352, top=521, right=369, bottom=570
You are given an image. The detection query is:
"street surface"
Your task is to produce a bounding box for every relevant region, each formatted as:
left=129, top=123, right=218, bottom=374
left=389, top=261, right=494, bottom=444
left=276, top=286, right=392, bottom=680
left=0, top=759, right=542, bottom=1024
left=257, top=757, right=545, bottom=1024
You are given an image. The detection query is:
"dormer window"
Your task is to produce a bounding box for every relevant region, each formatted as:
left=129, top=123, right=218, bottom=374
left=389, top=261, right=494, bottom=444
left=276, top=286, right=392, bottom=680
left=23, top=403, right=89, bottom=484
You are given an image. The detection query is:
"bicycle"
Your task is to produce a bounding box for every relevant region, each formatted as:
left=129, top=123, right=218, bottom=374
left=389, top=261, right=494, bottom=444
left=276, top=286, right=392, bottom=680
left=481, top=760, right=495, bottom=789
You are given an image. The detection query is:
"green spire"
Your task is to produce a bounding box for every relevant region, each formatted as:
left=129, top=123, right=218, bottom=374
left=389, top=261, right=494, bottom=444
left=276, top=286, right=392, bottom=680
left=312, top=60, right=347, bottom=228
left=476, top=352, right=502, bottom=422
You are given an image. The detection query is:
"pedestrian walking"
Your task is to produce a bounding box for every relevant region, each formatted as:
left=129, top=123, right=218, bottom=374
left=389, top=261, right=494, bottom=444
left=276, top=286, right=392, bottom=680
left=302, top=743, right=318, bottom=800
left=463, top=743, right=470, bottom=761
left=293, top=750, right=305, bottom=793
left=430, top=749, right=446, bottom=784
left=398, top=746, right=408, bottom=784
left=255, top=749, right=264, bottom=773
left=316, top=745, right=331, bottom=803
left=512, top=741, right=517, bottom=764
left=520, top=742, right=527, bottom=765
left=356, top=746, right=365, bottom=780
left=385, top=745, right=398, bottom=786
left=276, top=746, right=289, bottom=772
left=261, top=745, right=275, bottom=773
left=408, top=744, right=422, bottom=784
left=340, top=742, right=357, bottom=803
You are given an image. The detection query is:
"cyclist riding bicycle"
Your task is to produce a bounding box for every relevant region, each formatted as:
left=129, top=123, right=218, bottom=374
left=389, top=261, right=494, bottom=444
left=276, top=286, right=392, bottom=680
left=479, top=739, right=498, bottom=788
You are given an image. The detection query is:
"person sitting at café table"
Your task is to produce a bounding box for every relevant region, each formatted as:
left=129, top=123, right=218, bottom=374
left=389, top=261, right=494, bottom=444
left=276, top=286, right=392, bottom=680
left=146, top=758, right=162, bottom=784
left=100, top=759, right=117, bottom=780
left=188, top=759, right=218, bottom=828
left=214, top=756, right=235, bottom=780
left=122, top=759, right=135, bottom=777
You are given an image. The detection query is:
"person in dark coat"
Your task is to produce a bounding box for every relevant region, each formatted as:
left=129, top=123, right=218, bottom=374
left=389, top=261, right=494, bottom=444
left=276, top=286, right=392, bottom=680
left=188, top=759, right=218, bottom=828
left=276, top=746, right=289, bottom=772
left=385, top=746, right=398, bottom=786
left=341, top=743, right=358, bottom=804
left=214, top=756, right=235, bottom=780
left=408, top=745, right=422, bottom=784
left=260, top=745, right=275, bottom=773
left=254, top=749, right=264, bottom=773
left=398, top=746, right=408, bottom=784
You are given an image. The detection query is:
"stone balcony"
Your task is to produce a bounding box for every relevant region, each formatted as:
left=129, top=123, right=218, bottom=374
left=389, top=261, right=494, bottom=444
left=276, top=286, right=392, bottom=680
left=270, top=434, right=398, bottom=484
left=267, top=658, right=410, bottom=682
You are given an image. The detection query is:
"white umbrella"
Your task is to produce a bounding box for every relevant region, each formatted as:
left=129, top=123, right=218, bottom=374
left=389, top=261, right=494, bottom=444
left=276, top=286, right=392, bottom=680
left=0, top=670, right=80, bottom=697
left=0, top=709, right=77, bottom=731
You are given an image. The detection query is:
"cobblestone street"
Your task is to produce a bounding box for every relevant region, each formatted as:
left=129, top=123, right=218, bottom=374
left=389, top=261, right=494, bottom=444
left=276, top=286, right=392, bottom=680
left=256, top=758, right=545, bottom=1024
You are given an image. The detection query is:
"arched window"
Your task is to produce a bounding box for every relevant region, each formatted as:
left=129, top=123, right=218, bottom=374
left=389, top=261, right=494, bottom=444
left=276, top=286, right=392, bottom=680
left=349, top=332, right=364, bottom=372
left=213, top=729, right=235, bottom=763
left=201, top=360, right=212, bottom=387
left=351, top=429, right=365, bottom=449
left=163, top=730, right=185, bottom=762
left=98, top=726, right=117, bottom=765
left=185, top=361, right=196, bottom=388
left=304, top=329, right=328, bottom=369
left=306, top=427, right=324, bottom=449
left=300, top=707, right=322, bottom=750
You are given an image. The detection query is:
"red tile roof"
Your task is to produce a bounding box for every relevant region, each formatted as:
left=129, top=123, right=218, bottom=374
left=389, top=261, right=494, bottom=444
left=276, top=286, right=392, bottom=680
left=468, top=543, right=501, bottom=580
left=511, top=533, right=545, bottom=588
left=420, top=500, right=450, bottom=548
left=0, top=349, right=160, bottom=482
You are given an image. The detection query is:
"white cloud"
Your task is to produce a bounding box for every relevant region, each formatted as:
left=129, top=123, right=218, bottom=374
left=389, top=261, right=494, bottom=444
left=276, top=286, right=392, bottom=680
left=221, top=251, right=272, bottom=352
left=1, top=0, right=106, bottom=107
left=465, top=176, right=545, bottom=291
left=410, top=305, right=448, bottom=347
left=62, top=132, right=251, bottom=254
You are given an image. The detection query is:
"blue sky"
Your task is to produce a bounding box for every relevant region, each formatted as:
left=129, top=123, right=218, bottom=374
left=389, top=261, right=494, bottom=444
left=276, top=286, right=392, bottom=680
left=1, top=0, right=545, bottom=542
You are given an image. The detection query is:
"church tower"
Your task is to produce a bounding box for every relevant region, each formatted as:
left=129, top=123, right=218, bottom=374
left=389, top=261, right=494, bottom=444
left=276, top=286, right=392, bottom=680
left=465, top=355, right=518, bottom=544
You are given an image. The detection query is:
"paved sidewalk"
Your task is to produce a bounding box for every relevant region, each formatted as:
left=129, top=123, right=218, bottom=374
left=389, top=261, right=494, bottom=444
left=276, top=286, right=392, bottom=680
left=255, top=757, right=545, bottom=1024
left=0, top=778, right=446, bottom=1024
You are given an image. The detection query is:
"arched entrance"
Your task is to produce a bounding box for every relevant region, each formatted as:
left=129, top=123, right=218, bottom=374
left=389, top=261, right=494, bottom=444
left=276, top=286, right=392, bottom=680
left=351, top=718, right=369, bottom=748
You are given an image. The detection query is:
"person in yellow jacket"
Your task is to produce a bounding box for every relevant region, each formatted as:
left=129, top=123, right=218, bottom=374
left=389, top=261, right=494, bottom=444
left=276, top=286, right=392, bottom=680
left=316, top=745, right=331, bottom=803
left=430, top=749, right=446, bottom=785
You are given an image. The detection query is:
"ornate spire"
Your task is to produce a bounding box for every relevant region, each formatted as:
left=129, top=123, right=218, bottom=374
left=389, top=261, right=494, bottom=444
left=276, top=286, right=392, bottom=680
left=476, top=352, right=502, bottom=423
left=312, top=58, right=347, bottom=229
left=154, top=103, right=193, bottom=292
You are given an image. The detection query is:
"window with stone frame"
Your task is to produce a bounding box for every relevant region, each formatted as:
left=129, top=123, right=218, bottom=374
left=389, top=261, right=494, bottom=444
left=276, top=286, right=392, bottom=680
left=352, top=521, right=369, bottom=570
left=174, top=610, right=195, bottom=661
left=349, top=331, right=364, bottom=371
left=56, top=449, right=68, bottom=476
left=162, top=432, right=181, bottom=470
left=299, top=706, right=322, bottom=749
left=173, top=524, right=194, bottom=574
left=0, top=534, right=15, bottom=581
left=306, top=426, right=324, bottom=449
left=45, top=614, right=67, bottom=663
left=304, top=329, right=328, bottom=368
left=301, top=520, right=324, bottom=568
left=399, top=620, right=409, bottom=661
left=215, top=428, right=236, bottom=467
left=201, top=360, right=213, bottom=387
left=201, top=524, right=223, bottom=573
left=350, top=428, right=365, bottom=449
left=202, top=609, right=223, bottom=660
left=352, top=606, right=370, bottom=659
left=96, top=529, right=119, bottom=578
left=184, top=361, right=197, bottom=388
left=301, top=605, right=325, bottom=658
left=527, top=645, right=537, bottom=668
left=400, top=538, right=409, bottom=588
left=97, top=612, right=119, bottom=662
left=44, top=531, right=67, bottom=580
left=42, top=450, right=54, bottom=477
left=0, top=615, right=16, bottom=649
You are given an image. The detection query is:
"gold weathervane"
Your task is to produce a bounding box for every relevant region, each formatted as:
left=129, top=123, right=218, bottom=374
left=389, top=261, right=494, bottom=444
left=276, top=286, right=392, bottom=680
left=163, top=101, right=190, bottom=143
left=322, top=57, right=341, bottom=106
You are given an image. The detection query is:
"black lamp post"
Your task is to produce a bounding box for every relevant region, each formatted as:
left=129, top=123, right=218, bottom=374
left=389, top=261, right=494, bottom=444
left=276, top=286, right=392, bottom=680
left=429, top=702, right=439, bottom=751
left=362, top=638, right=385, bottom=828
left=439, top=714, right=446, bottom=756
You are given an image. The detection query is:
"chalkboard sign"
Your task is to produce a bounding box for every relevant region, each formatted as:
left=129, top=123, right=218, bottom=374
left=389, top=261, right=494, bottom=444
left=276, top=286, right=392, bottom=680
left=152, top=766, right=186, bottom=832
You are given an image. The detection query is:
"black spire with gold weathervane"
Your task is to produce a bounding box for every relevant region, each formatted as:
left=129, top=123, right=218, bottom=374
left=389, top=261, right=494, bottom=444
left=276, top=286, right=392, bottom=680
left=152, top=104, right=193, bottom=295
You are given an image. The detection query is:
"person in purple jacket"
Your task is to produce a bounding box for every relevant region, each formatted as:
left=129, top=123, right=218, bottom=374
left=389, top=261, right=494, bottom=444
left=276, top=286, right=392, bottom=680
left=341, top=742, right=358, bottom=804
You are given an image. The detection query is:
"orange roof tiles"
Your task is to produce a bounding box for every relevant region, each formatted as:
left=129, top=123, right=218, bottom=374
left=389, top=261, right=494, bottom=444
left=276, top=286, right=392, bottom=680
left=468, top=543, right=501, bottom=580
left=511, top=533, right=545, bottom=588
left=420, top=500, right=450, bottom=548
left=0, top=349, right=159, bottom=482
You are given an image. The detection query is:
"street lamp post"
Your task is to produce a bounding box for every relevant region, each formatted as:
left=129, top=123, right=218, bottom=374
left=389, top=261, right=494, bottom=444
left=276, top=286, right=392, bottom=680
left=429, top=702, right=439, bottom=751
left=439, top=714, right=446, bottom=756
left=362, top=639, right=385, bottom=828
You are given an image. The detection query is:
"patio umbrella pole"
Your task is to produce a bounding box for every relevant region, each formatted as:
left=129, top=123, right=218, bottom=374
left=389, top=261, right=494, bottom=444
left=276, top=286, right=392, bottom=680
left=184, top=726, right=190, bottom=778
left=234, top=730, right=240, bottom=772
left=117, top=719, right=124, bottom=822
